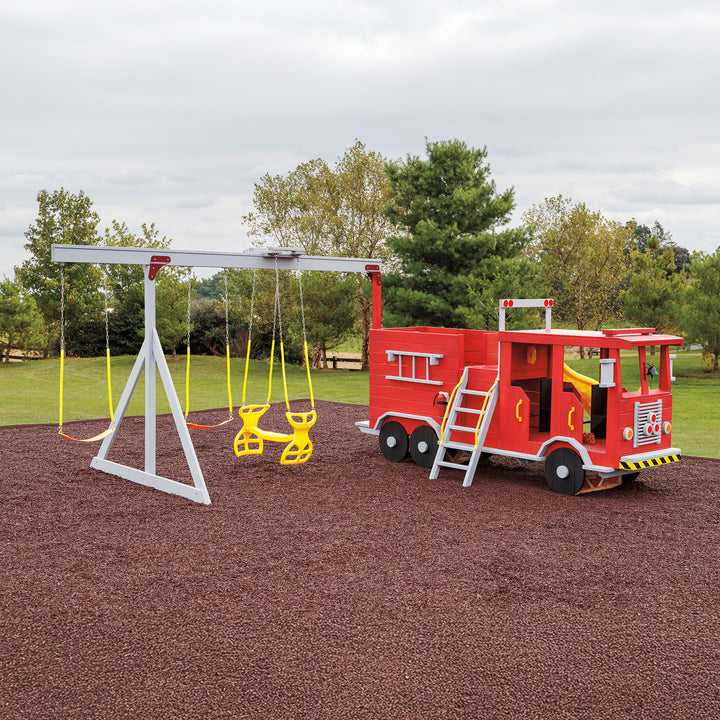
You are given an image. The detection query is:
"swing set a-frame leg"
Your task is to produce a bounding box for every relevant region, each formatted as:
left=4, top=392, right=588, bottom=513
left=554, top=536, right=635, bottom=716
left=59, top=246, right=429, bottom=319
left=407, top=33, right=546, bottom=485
left=90, top=272, right=211, bottom=505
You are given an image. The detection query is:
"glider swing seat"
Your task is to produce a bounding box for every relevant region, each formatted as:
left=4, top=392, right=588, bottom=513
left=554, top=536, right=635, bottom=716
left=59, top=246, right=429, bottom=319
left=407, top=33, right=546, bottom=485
left=57, top=263, right=116, bottom=443
left=184, top=270, right=234, bottom=430
left=233, top=266, right=317, bottom=465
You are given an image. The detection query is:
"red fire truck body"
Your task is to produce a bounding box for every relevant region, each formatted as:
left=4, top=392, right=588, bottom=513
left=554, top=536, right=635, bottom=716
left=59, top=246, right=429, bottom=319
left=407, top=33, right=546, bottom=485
left=357, top=300, right=683, bottom=495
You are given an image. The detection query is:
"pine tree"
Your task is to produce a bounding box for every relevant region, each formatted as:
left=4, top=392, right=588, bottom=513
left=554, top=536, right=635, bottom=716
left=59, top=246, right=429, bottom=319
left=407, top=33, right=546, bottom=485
left=382, top=139, right=529, bottom=329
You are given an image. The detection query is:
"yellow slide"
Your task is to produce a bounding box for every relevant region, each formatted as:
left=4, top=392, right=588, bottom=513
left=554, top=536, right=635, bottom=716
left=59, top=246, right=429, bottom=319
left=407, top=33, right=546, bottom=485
left=563, top=364, right=598, bottom=415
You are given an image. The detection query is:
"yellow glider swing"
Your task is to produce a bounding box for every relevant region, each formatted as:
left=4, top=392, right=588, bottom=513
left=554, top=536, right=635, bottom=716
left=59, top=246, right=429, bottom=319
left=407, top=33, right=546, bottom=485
left=233, top=266, right=316, bottom=465
left=183, top=270, right=234, bottom=430
left=57, top=263, right=116, bottom=443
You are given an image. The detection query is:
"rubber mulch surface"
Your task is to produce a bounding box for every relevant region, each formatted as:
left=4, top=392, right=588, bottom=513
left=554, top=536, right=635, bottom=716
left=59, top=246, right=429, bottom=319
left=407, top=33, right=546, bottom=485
left=1, top=401, right=718, bottom=719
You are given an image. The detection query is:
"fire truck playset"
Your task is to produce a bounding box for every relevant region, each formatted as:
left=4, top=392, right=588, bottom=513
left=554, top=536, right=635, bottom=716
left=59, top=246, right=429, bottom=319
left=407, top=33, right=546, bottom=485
left=358, top=298, right=684, bottom=495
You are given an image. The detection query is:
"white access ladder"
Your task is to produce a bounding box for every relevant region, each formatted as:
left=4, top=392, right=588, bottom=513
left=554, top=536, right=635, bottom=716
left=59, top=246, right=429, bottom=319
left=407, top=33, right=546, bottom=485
left=429, top=368, right=499, bottom=487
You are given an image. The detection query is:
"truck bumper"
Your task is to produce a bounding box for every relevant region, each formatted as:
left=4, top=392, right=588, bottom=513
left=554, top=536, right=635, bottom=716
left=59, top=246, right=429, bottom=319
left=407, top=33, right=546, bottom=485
left=618, top=448, right=682, bottom=471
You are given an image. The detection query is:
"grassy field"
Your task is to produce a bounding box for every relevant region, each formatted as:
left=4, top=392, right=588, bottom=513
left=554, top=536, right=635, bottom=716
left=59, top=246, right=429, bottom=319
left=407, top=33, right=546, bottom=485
left=1, top=350, right=717, bottom=457
left=0, top=354, right=370, bottom=426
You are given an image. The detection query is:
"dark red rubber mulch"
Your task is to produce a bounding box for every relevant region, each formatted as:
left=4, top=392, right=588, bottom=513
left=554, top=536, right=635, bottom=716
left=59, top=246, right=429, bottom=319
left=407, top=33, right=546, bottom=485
left=1, top=401, right=718, bottom=719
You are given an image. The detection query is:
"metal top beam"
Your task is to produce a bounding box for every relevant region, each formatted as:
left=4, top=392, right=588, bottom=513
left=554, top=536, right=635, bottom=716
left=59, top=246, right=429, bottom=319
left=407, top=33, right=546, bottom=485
left=51, top=244, right=382, bottom=274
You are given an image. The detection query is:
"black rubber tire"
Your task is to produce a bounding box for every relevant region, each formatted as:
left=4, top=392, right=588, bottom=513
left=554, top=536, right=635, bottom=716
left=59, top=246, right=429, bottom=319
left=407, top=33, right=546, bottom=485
left=379, top=421, right=409, bottom=462
left=545, top=447, right=586, bottom=495
left=409, top=425, right=438, bottom=468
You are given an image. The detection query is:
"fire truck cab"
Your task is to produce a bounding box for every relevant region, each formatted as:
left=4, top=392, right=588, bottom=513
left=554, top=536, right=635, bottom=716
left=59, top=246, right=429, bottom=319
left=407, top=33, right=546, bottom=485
left=357, top=299, right=683, bottom=495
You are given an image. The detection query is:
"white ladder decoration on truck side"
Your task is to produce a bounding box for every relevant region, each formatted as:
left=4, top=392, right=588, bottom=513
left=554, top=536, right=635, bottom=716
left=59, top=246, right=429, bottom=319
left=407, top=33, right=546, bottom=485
left=429, top=368, right=499, bottom=487
left=385, top=350, right=444, bottom=385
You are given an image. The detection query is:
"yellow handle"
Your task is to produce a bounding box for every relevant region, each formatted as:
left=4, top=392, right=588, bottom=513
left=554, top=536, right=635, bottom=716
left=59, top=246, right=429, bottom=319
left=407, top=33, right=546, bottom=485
left=568, top=406, right=575, bottom=431
left=516, top=399, right=523, bottom=422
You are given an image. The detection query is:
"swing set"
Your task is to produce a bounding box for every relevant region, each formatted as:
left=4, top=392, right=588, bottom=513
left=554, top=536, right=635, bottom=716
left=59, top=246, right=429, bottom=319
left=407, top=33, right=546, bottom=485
left=51, top=244, right=382, bottom=505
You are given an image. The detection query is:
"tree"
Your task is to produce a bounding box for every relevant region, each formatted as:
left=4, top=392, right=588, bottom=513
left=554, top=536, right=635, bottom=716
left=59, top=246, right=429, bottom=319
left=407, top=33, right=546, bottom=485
left=523, top=196, right=634, bottom=356
left=243, top=140, right=396, bottom=368
left=0, top=278, right=45, bottom=361
left=16, top=188, right=102, bottom=355
left=625, top=219, right=691, bottom=276
left=244, top=157, right=334, bottom=254
left=621, top=235, right=686, bottom=342
left=297, top=272, right=357, bottom=367
left=681, top=249, right=720, bottom=371
left=156, top=270, right=192, bottom=358
left=383, top=139, right=530, bottom=329
left=103, top=221, right=174, bottom=356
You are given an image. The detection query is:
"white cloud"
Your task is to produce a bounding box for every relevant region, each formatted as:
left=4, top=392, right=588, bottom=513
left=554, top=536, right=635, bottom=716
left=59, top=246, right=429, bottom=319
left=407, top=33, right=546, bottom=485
left=1, top=0, right=719, bottom=280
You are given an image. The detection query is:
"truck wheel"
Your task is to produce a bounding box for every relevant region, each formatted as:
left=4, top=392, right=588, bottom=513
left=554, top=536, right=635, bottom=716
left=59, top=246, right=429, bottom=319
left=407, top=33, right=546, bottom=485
left=409, top=425, right=438, bottom=468
left=545, top=448, right=585, bottom=495
left=379, top=421, right=409, bottom=462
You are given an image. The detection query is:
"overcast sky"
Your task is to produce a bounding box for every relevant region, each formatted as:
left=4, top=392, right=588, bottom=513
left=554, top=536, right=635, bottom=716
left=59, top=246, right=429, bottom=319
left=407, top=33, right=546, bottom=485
left=2, top=0, right=718, bottom=279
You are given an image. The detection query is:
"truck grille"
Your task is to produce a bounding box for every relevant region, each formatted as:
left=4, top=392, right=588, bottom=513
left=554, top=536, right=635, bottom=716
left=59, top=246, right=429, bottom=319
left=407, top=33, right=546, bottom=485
left=634, top=399, right=663, bottom=447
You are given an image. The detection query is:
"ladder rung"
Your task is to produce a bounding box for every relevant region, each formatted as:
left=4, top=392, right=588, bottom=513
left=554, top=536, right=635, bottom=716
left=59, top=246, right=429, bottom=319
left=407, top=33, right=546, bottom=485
left=443, top=440, right=476, bottom=451
left=448, top=424, right=476, bottom=432
left=459, top=388, right=488, bottom=396
left=438, top=460, right=469, bottom=470
left=455, top=406, right=483, bottom=415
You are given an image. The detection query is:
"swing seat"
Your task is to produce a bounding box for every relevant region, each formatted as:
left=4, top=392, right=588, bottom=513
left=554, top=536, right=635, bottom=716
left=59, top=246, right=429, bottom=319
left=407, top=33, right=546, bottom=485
left=280, top=410, right=316, bottom=465
left=58, top=426, right=115, bottom=443
left=233, top=405, right=316, bottom=465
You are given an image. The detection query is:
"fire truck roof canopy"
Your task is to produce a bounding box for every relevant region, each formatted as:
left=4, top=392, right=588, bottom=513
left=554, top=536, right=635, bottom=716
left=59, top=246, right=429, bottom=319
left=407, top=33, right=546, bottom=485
left=498, top=328, right=684, bottom=349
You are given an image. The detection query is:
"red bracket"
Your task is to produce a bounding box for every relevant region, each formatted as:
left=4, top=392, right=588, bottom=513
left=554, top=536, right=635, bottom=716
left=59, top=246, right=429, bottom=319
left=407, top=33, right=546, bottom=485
left=148, top=255, right=171, bottom=281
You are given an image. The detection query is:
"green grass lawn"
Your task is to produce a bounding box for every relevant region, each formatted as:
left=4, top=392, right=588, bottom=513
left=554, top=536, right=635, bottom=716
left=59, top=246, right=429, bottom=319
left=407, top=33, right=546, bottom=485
left=0, top=354, right=369, bottom=427
left=2, top=350, right=717, bottom=457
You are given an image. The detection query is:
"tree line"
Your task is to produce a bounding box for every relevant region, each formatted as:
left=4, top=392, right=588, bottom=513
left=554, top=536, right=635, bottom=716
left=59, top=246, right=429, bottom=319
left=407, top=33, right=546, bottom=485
left=3, top=139, right=719, bottom=371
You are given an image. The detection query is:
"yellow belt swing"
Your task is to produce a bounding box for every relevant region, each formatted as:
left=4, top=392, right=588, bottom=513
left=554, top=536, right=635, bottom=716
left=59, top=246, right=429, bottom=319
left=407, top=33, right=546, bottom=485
left=233, top=267, right=316, bottom=465
left=184, top=270, right=234, bottom=430
left=57, top=263, right=116, bottom=443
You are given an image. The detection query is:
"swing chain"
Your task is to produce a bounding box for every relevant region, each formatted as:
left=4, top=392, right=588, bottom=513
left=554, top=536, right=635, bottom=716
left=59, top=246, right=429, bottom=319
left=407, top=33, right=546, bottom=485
left=298, top=271, right=308, bottom=346
left=273, top=258, right=283, bottom=345
left=186, top=273, right=193, bottom=349
left=248, top=270, right=256, bottom=347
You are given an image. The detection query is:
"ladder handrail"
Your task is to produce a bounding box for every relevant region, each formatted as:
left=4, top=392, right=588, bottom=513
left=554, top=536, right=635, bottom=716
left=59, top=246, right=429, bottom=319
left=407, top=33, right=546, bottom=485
left=473, top=379, right=499, bottom=446
left=439, top=374, right=465, bottom=444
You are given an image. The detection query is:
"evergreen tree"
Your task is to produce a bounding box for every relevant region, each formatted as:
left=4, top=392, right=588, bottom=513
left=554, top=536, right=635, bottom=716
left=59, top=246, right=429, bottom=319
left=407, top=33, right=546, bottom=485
left=382, top=139, right=529, bottom=329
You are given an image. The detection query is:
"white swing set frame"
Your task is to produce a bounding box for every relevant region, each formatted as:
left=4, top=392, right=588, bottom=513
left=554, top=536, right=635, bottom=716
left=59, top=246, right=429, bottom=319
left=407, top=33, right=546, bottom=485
left=52, top=244, right=382, bottom=505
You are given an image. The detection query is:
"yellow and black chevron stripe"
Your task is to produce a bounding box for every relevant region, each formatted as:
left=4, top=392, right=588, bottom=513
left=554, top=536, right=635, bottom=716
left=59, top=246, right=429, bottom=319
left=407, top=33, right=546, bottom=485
left=619, top=453, right=681, bottom=471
